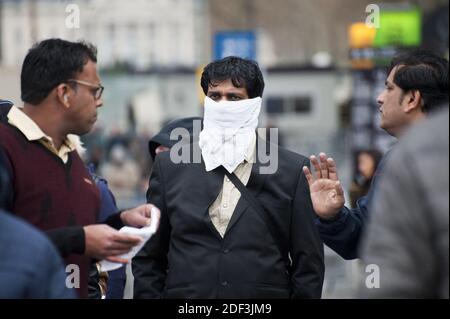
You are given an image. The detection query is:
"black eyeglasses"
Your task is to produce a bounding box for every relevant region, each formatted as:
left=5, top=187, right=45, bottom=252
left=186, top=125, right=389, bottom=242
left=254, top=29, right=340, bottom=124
left=67, top=79, right=104, bottom=100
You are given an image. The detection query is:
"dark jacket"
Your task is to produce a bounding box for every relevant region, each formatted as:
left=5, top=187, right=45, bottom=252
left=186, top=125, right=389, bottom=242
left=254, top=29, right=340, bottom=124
left=148, top=117, right=202, bottom=160
left=133, top=139, right=324, bottom=299
left=0, top=100, right=12, bottom=123
left=89, top=165, right=126, bottom=299
left=315, top=155, right=388, bottom=260
left=0, top=210, right=75, bottom=298
left=360, top=109, right=449, bottom=298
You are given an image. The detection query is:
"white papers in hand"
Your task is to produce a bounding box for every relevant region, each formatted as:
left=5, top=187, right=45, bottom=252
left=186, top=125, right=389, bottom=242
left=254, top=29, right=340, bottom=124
left=99, top=207, right=161, bottom=272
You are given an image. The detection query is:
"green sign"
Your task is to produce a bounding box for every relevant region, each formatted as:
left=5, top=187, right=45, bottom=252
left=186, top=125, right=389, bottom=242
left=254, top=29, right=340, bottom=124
left=373, top=7, right=422, bottom=48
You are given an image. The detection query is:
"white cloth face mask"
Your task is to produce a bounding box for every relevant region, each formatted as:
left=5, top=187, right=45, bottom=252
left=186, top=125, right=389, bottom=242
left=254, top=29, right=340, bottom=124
left=199, top=96, right=262, bottom=173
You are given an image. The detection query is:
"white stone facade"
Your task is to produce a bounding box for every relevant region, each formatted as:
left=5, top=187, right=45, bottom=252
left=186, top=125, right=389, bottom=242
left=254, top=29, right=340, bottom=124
left=1, top=0, right=206, bottom=70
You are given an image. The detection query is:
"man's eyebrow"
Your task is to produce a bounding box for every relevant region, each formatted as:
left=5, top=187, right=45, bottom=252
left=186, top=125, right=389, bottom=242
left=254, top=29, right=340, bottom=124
left=207, top=91, right=245, bottom=96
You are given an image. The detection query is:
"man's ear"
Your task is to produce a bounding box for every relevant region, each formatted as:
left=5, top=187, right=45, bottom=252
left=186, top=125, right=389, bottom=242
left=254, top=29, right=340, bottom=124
left=404, top=89, right=423, bottom=113
left=56, top=84, right=70, bottom=108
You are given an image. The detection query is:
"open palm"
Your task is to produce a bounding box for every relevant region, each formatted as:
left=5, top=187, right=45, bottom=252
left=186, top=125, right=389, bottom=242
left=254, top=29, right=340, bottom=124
left=303, top=153, right=345, bottom=220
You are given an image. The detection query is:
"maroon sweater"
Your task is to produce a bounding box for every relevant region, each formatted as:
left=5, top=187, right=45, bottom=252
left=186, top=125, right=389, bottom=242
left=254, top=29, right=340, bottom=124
left=0, top=122, right=100, bottom=298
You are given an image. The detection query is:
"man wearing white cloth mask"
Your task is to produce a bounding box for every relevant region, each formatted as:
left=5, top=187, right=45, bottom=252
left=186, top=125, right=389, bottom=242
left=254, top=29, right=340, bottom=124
left=199, top=93, right=261, bottom=174
left=133, top=57, right=324, bottom=299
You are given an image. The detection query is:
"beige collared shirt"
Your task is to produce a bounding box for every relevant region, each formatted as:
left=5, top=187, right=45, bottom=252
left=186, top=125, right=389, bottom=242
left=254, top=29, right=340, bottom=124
left=7, top=105, right=76, bottom=163
left=208, top=133, right=256, bottom=237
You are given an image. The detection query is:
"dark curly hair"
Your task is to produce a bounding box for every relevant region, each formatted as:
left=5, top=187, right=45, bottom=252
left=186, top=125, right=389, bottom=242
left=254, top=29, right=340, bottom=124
left=201, top=56, right=265, bottom=98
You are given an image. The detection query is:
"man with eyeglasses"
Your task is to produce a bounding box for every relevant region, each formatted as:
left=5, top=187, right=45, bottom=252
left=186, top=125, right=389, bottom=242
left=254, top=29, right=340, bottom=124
left=67, top=79, right=104, bottom=100
left=0, top=39, right=159, bottom=298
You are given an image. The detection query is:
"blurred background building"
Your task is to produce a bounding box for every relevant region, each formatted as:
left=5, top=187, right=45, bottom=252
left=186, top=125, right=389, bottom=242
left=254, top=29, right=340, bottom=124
left=1, top=0, right=207, bottom=69
left=0, top=0, right=448, bottom=298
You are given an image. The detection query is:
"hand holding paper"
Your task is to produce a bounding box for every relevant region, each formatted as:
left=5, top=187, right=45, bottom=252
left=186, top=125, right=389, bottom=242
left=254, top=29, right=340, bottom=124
left=99, top=207, right=161, bottom=272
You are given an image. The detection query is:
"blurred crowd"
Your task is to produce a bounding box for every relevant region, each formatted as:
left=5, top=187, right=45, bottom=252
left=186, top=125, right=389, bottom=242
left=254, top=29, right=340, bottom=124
left=82, top=128, right=153, bottom=209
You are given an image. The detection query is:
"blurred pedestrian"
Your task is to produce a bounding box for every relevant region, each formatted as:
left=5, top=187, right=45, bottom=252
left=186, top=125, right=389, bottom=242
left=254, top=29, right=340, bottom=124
left=86, top=161, right=126, bottom=299
left=349, top=149, right=382, bottom=208
left=101, top=144, right=140, bottom=205
left=303, top=50, right=449, bottom=259
left=360, top=107, right=449, bottom=298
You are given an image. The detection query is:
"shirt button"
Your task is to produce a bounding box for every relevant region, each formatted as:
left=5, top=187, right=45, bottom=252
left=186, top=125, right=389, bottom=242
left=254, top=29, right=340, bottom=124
left=225, top=178, right=230, bottom=183
left=221, top=281, right=229, bottom=287
left=223, top=203, right=228, bottom=209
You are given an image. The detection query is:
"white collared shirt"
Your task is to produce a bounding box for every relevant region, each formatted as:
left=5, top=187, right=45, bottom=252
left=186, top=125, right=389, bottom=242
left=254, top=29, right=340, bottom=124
left=208, top=133, right=256, bottom=237
left=7, top=105, right=76, bottom=163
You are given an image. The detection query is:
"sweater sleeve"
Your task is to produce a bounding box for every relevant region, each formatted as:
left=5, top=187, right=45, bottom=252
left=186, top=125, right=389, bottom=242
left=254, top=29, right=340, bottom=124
left=45, top=212, right=124, bottom=259
left=45, top=226, right=85, bottom=258
left=103, top=212, right=124, bottom=230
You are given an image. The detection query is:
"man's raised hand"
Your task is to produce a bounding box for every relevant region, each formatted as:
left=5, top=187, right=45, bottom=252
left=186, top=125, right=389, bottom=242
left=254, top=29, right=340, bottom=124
left=303, top=152, right=345, bottom=220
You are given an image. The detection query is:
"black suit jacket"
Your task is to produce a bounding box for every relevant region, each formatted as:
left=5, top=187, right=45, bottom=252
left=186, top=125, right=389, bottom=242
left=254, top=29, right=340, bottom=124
left=133, top=139, right=324, bottom=298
